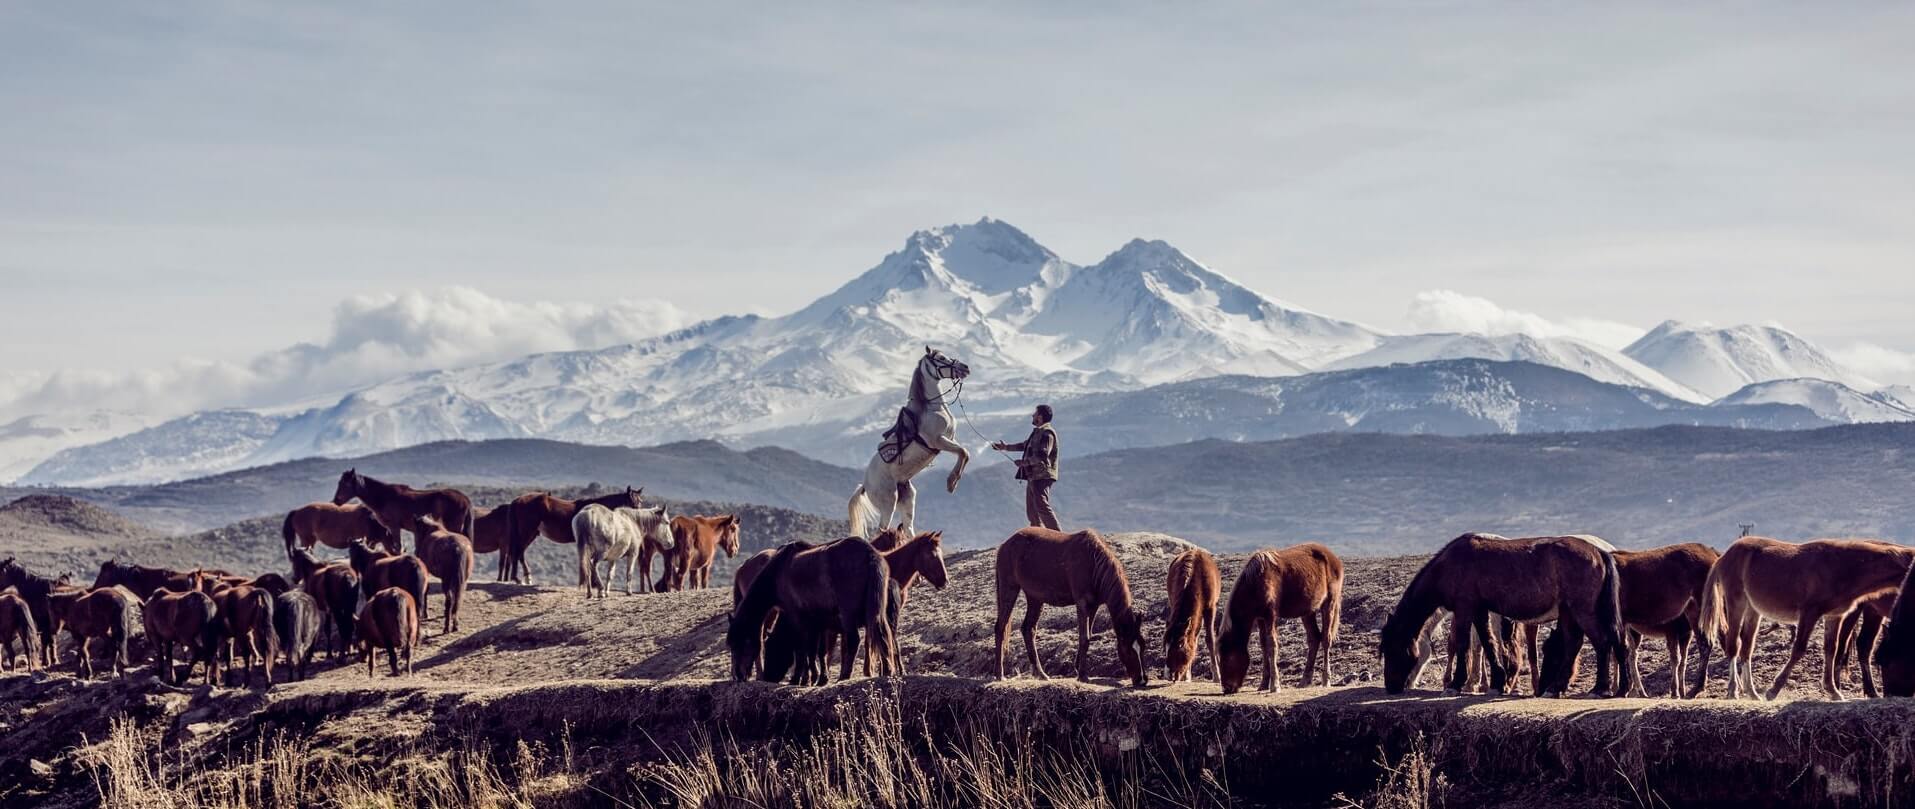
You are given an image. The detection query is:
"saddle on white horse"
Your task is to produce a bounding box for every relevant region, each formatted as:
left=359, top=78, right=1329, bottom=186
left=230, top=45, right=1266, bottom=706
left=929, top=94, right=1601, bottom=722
left=878, top=406, right=938, bottom=464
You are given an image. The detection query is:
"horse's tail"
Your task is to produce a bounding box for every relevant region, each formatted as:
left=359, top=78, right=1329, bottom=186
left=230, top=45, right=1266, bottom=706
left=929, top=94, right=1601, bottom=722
left=576, top=521, right=593, bottom=595
left=1595, top=551, right=1623, bottom=652
left=282, top=510, right=298, bottom=561
left=864, top=547, right=894, bottom=676
left=113, top=595, right=136, bottom=671
left=848, top=485, right=875, bottom=538
left=1323, top=564, right=1343, bottom=650
left=463, top=504, right=475, bottom=544
left=1699, top=552, right=1730, bottom=650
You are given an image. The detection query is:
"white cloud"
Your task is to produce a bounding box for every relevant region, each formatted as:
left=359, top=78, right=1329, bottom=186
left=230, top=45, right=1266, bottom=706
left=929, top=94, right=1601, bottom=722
left=1405, top=289, right=1647, bottom=349
left=0, top=287, right=692, bottom=422
left=1830, top=342, right=1915, bottom=387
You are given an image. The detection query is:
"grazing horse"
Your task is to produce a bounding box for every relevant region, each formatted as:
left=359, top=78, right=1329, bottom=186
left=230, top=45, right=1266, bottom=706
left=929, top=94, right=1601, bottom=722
left=1873, top=562, right=1915, bottom=697
left=412, top=516, right=475, bottom=634
left=1163, top=547, right=1221, bottom=683
left=732, top=549, right=775, bottom=609
left=274, top=590, right=322, bottom=681
left=47, top=586, right=137, bottom=678
left=357, top=587, right=420, bottom=678
left=993, top=527, right=1148, bottom=687
left=0, top=587, right=41, bottom=673
left=575, top=504, right=673, bottom=598
left=1701, top=536, right=1914, bottom=700
left=503, top=487, right=645, bottom=585
left=284, top=501, right=396, bottom=560
left=469, top=504, right=514, bottom=582
left=1218, top=544, right=1343, bottom=694
left=1612, top=543, right=1719, bottom=699
left=213, top=584, right=277, bottom=686
left=1381, top=534, right=1623, bottom=697
left=0, top=559, right=63, bottom=668
left=143, top=579, right=221, bottom=686
left=665, top=514, right=742, bottom=591
left=347, top=540, right=430, bottom=629
left=728, top=537, right=895, bottom=683
left=332, top=469, right=474, bottom=552
left=847, top=346, right=972, bottom=539
left=293, top=549, right=361, bottom=660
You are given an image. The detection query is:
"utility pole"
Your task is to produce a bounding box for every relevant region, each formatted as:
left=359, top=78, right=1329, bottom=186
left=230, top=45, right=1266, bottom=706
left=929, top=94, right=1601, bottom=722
left=1738, top=522, right=1756, bottom=538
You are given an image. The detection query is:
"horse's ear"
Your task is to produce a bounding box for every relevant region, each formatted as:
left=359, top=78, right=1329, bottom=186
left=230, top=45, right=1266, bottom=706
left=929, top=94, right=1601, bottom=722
left=925, top=345, right=933, bottom=355
left=928, top=531, right=943, bottom=544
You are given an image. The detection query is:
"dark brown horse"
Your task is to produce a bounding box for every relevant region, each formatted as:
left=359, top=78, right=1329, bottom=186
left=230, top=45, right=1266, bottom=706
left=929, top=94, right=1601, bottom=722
left=284, top=501, right=396, bottom=559
left=413, top=515, right=474, bottom=634
left=1701, top=536, right=1915, bottom=700
left=732, top=549, right=775, bottom=609
left=333, top=468, right=475, bottom=552
left=1873, top=561, right=1915, bottom=697
left=1164, top=547, right=1221, bottom=683
left=47, top=585, right=137, bottom=678
left=727, top=537, right=895, bottom=683
left=292, top=548, right=361, bottom=660
left=665, top=514, right=741, bottom=591
left=143, top=576, right=221, bottom=685
left=1612, top=542, right=1719, bottom=698
left=0, top=587, right=41, bottom=673
left=348, top=539, right=430, bottom=630
left=993, top=527, right=1148, bottom=688
left=358, top=587, right=420, bottom=678
left=503, top=488, right=644, bottom=584
left=213, top=584, right=277, bottom=686
left=1381, top=533, right=1623, bottom=697
left=274, top=590, right=322, bottom=681
left=93, top=561, right=199, bottom=599
left=469, top=503, right=514, bottom=582
left=1218, top=544, right=1342, bottom=694
left=869, top=525, right=948, bottom=607
left=0, top=559, right=63, bottom=668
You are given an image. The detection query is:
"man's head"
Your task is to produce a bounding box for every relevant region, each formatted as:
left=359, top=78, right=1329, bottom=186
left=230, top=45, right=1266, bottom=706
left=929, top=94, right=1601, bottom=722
left=1032, top=404, right=1053, bottom=426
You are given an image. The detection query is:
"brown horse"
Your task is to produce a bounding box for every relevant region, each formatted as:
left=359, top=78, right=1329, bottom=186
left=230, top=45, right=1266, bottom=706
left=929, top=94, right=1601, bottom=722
left=870, top=524, right=949, bottom=606
left=664, top=514, right=742, bottom=591
left=1612, top=542, right=1719, bottom=698
left=0, top=587, right=40, bottom=673
left=1163, top=547, right=1221, bottom=683
left=47, top=585, right=137, bottom=678
left=1381, top=534, right=1623, bottom=696
left=639, top=518, right=678, bottom=593
left=93, top=561, right=198, bottom=599
left=358, top=587, right=420, bottom=678
left=274, top=590, right=322, bottom=681
left=413, top=515, right=474, bottom=634
left=1830, top=588, right=1897, bottom=698
left=213, top=584, right=277, bottom=686
left=284, top=501, right=396, bottom=559
left=1701, top=536, right=1915, bottom=700
left=993, top=527, right=1148, bottom=688
left=143, top=576, right=221, bottom=685
left=332, top=468, right=474, bottom=552
left=292, top=548, right=361, bottom=660
left=502, top=488, right=645, bottom=584
left=469, top=503, right=514, bottom=582
left=1218, top=544, right=1342, bottom=694
left=727, top=537, right=895, bottom=683
left=732, top=549, right=775, bottom=609
left=0, top=559, right=63, bottom=667
left=348, top=539, right=430, bottom=630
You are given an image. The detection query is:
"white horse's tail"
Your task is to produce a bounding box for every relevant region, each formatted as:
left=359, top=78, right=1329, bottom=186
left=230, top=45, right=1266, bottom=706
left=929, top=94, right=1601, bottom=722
left=848, top=485, right=878, bottom=538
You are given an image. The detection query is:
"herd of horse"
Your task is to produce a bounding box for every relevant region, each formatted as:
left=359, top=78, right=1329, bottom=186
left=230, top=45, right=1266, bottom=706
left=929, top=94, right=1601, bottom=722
left=5, top=469, right=1915, bottom=705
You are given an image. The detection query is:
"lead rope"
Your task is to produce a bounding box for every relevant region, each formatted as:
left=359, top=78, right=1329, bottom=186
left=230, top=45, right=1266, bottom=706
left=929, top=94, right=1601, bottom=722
left=941, top=378, right=1019, bottom=465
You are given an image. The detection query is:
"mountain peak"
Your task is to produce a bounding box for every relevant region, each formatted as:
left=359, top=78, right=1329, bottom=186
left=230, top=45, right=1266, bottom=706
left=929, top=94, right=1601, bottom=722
left=903, top=218, right=1061, bottom=295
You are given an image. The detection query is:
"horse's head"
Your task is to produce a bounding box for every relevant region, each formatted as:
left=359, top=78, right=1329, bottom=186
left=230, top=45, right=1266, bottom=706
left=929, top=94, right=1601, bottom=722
left=718, top=515, right=741, bottom=557
left=726, top=611, right=763, bottom=683
left=365, top=514, right=401, bottom=554
left=288, top=547, right=321, bottom=583
left=921, top=346, right=970, bottom=381
left=916, top=531, right=948, bottom=589
left=92, top=560, right=123, bottom=589
left=1216, top=615, right=1253, bottom=694
left=871, top=523, right=907, bottom=552
left=618, top=486, right=645, bottom=508
left=332, top=469, right=360, bottom=505
left=1112, top=606, right=1149, bottom=688
left=1378, top=610, right=1421, bottom=695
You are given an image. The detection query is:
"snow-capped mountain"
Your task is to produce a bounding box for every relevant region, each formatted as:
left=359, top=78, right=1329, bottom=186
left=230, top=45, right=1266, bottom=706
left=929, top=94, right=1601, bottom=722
left=1623, top=321, right=1876, bottom=400
left=1324, top=333, right=1706, bottom=403
left=1713, top=379, right=1915, bottom=425
left=0, top=411, right=153, bottom=483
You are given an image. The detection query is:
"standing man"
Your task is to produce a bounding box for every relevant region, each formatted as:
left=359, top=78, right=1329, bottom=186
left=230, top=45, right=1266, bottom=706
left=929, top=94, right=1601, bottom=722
left=992, top=404, right=1060, bottom=530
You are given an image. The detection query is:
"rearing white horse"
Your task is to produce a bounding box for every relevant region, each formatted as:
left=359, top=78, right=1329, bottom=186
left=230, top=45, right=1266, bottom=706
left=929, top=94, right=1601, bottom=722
left=848, top=346, right=972, bottom=538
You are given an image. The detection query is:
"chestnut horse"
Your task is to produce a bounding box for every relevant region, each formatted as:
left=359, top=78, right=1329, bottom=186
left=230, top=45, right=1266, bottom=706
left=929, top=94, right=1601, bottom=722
left=1218, top=544, right=1342, bottom=694
left=0, top=559, right=62, bottom=667
left=274, top=590, right=322, bottom=681
left=143, top=577, right=221, bottom=686
left=348, top=539, right=430, bottom=630
left=1613, top=542, right=1719, bottom=699
left=665, top=514, right=742, bottom=591
left=1873, top=561, right=1915, bottom=696
left=1701, top=536, right=1914, bottom=700
left=1831, top=588, right=1897, bottom=698
left=1163, top=547, right=1220, bottom=683
left=1381, top=533, right=1622, bottom=697
left=993, top=527, right=1148, bottom=688
left=358, top=587, right=420, bottom=678
left=870, top=524, right=949, bottom=607
left=47, top=585, right=137, bottom=678
left=727, top=537, right=895, bottom=683
left=502, top=487, right=645, bottom=584
left=292, top=548, right=361, bottom=660
left=0, top=587, right=41, bottom=673
left=283, top=501, right=396, bottom=560
left=332, top=469, right=474, bottom=552
left=213, top=584, right=277, bottom=686
left=412, top=516, right=474, bottom=633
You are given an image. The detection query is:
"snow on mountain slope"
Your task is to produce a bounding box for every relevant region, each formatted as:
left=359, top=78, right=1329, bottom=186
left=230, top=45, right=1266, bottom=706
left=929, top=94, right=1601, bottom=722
left=1881, top=385, right=1915, bottom=412
left=1714, top=379, right=1915, bottom=424
left=1623, top=321, right=1876, bottom=400
left=1324, top=333, right=1707, bottom=403
left=21, top=411, right=283, bottom=488
left=0, top=411, right=152, bottom=483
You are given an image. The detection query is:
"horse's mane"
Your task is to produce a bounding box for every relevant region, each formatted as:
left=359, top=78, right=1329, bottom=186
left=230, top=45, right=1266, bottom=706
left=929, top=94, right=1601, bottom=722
left=1165, top=551, right=1205, bottom=649
left=1380, top=535, right=1468, bottom=644
left=1079, top=530, right=1133, bottom=612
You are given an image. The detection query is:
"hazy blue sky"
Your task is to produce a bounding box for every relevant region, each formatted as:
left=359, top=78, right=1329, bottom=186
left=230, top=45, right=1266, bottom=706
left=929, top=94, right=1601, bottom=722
left=5, top=2, right=1914, bottom=410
